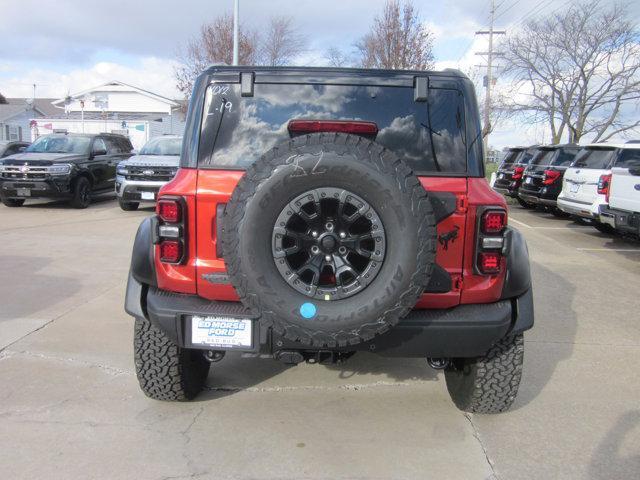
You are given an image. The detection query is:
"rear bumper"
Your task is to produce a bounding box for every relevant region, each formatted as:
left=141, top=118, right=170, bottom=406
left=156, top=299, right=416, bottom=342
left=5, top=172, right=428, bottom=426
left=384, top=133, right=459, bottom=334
left=557, top=197, right=603, bottom=219
left=518, top=187, right=559, bottom=207
left=599, top=206, right=640, bottom=234
left=125, top=273, right=534, bottom=358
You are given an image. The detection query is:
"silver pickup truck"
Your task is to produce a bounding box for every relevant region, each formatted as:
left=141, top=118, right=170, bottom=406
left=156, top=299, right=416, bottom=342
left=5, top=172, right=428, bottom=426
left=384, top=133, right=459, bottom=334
left=115, top=135, right=182, bottom=211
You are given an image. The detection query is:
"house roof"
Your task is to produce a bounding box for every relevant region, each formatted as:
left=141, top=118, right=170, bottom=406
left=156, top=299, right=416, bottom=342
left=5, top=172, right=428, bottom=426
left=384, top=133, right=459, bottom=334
left=5, top=98, right=60, bottom=117
left=51, top=80, right=179, bottom=108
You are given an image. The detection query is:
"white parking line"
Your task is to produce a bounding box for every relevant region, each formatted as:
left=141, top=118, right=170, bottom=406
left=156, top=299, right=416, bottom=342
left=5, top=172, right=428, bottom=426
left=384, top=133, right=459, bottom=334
left=509, top=218, right=532, bottom=229
left=577, top=248, right=640, bottom=252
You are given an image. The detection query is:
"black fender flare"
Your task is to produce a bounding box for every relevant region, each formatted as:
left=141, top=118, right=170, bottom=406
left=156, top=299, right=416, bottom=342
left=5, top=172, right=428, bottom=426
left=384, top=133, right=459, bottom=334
left=500, top=226, right=532, bottom=300
left=131, top=216, right=158, bottom=287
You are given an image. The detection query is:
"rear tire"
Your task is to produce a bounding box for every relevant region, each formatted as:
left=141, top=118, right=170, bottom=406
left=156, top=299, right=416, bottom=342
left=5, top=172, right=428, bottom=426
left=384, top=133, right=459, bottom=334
left=445, top=334, right=524, bottom=414
left=119, top=199, right=139, bottom=211
left=134, top=316, right=210, bottom=401
left=516, top=197, right=534, bottom=209
left=70, top=176, right=92, bottom=209
left=1, top=197, right=25, bottom=207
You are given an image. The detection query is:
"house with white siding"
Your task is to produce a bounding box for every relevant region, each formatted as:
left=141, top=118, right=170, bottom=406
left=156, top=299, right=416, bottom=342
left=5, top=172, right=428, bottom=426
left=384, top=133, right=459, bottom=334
left=29, top=81, right=185, bottom=149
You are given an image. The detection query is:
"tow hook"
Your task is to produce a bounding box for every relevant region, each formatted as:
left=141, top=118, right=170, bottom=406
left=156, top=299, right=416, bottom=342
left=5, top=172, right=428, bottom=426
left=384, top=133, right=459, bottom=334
left=427, top=357, right=450, bottom=369
left=203, top=350, right=225, bottom=363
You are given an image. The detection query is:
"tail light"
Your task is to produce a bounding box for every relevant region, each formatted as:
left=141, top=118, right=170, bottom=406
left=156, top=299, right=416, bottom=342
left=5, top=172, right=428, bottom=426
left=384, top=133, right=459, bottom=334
left=156, top=197, right=186, bottom=264
left=476, top=208, right=506, bottom=275
left=288, top=120, right=378, bottom=135
left=481, top=210, right=506, bottom=234
left=159, top=240, right=182, bottom=263
left=597, top=174, right=611, bottom=202
left=479, top=252, right=501, bottom=274
left=543, top=169, right=562, bottom=185
left=157, top=199, right=181, bottom=223
left=512, top=166, right=525, bottom=180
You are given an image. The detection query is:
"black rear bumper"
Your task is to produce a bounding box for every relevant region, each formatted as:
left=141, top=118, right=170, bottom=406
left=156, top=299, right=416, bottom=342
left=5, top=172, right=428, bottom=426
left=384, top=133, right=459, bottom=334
left=600, top=206, right=640, bottom=235
left=125, top=273, right=534, bottom=358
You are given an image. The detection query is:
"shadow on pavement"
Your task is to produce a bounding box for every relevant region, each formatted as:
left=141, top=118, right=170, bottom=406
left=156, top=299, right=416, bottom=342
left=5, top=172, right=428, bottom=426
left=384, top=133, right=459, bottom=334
left=21, top=193, right=117, bottom=209
left=325, top=352, right=439, bottom=382
left=589, top=410, right=640, bottom=479
left=512, top=260, right=578, bottom=410
left=0, top=256, right=81, bottom=321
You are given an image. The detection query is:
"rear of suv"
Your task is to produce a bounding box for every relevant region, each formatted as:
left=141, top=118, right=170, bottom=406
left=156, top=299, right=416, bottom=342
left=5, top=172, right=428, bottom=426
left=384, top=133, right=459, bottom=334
left=125, top=66, right=534, bottom=413
left=115, top=135, right=182, bottom=211
left=557, top=144, right=619, bottom=234
left=493, top=146, right=538, bottom=208
left=600, top=144, right=640, bottom=237
left=518, top=144, right=580, bottom=216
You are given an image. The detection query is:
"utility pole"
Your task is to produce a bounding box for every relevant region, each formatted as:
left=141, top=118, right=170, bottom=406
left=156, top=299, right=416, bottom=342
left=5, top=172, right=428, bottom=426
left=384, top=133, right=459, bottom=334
left=475, top=0, right=505, bottom=158
left=232, top=0, right=239, bottom=66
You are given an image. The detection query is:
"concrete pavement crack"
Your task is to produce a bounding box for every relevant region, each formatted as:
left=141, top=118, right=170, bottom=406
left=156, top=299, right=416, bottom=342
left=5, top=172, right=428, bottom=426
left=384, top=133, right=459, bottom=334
left=464, top=413, right=498, bottom=480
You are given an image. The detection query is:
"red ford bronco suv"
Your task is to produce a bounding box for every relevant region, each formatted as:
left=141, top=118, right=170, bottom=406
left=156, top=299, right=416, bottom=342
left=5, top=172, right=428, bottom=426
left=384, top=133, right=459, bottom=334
left=125, top=66, right=534, bottom=413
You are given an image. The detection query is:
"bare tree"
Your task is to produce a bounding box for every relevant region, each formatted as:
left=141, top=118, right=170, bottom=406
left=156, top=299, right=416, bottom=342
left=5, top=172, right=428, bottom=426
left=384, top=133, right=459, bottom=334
left=260, top=16, right=307, bottom=66
left=174, top=13, right=259, bottom=96
left=324, top=47, right=353, bottom=67
left=356, top=0, right=434, bottom=70
left=502, top=1, right=640, bottom=143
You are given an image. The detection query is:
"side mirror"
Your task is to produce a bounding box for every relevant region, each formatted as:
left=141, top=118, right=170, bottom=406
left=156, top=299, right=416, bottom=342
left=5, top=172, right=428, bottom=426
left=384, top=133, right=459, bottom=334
left=131, top=149, right=139, bottom=155
left=92, top=147, right=107, bottom=157
left=18, top=146, right=26, bottom=153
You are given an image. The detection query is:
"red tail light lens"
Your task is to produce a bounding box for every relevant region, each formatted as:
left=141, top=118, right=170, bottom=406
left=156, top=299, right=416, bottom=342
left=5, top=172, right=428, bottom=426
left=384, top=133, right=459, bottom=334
left=157, top=199, right=181, bottom=223
left=159, top=240, right=182, bottom=263
left=597, top=173, right=611, bottom=201
left=543, top=169, right=562, bottom=185
left=288, top=120, right=378, bottom=135
left=481, top=210, right=506, bottom=234
left=512, top=166, right=525, bottom=180
left=479, top=252, right=501, bottom=274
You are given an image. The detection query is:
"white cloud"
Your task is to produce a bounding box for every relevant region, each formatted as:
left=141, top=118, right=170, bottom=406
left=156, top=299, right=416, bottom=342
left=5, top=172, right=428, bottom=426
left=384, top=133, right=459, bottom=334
left=1, top=57, right=180, bottom=99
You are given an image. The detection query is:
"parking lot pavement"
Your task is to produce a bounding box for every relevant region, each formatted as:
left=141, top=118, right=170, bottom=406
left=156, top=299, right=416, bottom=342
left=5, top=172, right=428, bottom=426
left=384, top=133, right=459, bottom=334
left=1, top=199, right=639, bottom=480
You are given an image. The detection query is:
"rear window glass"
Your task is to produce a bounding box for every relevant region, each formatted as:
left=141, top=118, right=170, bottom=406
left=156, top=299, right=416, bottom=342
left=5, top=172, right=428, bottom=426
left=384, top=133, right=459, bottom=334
left=500, top=150, right=521, bottom=167
left=200, top=83, right=468, bottom=173
left=552, top=148, right=579, bottom=166
left=515, top=149, right=536, bottom=165
left=530, top=150, right=554, bottom=166
left=571, top=148, right=615, bottom=169
left=615, top=148, right=640, bottom=169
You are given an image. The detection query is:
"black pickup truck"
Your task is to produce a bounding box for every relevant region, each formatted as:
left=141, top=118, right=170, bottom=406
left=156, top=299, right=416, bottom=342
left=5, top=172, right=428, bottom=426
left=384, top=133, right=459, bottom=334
left=0, top=133, right=133, bottom=208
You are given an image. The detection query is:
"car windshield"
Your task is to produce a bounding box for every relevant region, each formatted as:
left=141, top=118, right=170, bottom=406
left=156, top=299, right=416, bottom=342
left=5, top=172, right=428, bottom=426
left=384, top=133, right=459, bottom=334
left=140, top=137, right=182, bottom=156
left=26, top=135, right=90, bottom=154
left=572, top=148, right=615, bottom=169
left=615, top=148, right=640, bottom=169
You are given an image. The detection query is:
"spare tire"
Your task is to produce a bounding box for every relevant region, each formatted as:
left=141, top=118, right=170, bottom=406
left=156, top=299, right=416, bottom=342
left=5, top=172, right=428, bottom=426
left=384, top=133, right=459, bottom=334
left=222, top=133, right=436, bottom=347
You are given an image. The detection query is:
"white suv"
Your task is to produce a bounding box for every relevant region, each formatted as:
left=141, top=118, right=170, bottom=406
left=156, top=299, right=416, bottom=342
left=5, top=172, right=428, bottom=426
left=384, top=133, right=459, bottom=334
left=557, top=144, right=620, bottom=233
left=599, top=143, right=640, bottom=236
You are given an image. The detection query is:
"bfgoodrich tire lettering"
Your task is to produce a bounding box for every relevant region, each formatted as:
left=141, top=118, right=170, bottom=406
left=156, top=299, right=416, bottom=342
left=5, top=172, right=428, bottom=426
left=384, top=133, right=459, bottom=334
left=444, top=334, right=524, bottom=414
left=134, top=316, right=209, bottom=401
left=222, top=133, right=437, bottom=348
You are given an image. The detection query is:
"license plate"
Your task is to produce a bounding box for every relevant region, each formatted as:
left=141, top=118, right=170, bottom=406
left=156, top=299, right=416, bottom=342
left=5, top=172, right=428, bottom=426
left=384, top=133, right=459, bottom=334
left=570, top=183, right=580, bottom=193
left=16, top=188, right=31, bottom=197
left=140, top=191, right=155, bottom=200
left=525, top=177, right=533, bottom=184
left=498, top=173, right=505, bottom=179
left=191, top=316, right=252, bottom=349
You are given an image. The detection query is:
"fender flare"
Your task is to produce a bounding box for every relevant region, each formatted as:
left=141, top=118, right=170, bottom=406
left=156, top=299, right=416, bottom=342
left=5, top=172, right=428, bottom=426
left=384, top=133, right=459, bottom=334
left=130, top=216, right=157, bottom=287
left=500, top=226, right=532, bottom=300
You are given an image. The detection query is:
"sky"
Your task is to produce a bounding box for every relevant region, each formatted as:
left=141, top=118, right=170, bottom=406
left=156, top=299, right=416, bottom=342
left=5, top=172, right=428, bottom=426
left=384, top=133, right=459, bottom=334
left=1, top=0, right=638, bottom=148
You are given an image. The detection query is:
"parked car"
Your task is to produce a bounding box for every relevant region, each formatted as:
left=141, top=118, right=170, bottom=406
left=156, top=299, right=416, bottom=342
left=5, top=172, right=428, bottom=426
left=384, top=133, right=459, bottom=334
left=599, top=144, right=640, bottom=237
left=517, top=144, right=580, bottom=216
left=0, top=133, right=133, bottom=208
left=115, top=135, right=182, bottom=211
left=124, top=66, right=534, bottom=414
left=0, top=140, right=30, bottom=158
left=557, top=144, right=620, bottom=233
left=493, top=146, right=538, bottom=208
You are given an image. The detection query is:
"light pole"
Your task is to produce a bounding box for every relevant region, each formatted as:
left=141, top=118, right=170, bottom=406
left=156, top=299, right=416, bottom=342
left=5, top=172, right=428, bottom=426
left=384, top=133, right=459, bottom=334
left=233, top=0, right=239, bottom=66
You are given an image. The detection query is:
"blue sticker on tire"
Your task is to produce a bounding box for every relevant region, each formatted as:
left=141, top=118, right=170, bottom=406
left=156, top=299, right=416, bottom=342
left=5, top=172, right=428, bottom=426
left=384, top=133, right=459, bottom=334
left=300, top=302, right=317, bottom=319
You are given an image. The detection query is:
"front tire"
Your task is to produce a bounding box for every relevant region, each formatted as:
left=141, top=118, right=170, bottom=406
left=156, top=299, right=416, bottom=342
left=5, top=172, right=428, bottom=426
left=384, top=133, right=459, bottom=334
left=70, top=176, right=92, bottom=209
left=119, top=199, right=139, bottom=211
left=1, top=197, right=25, bottom=207
left=134, top=316, right=210, bottom=401
left=445, top=334, right=524, bottom=414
